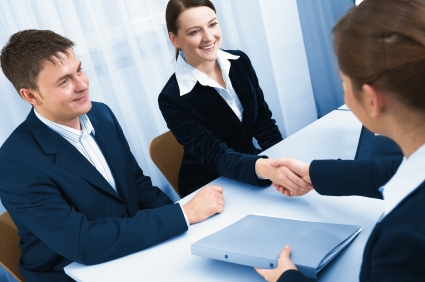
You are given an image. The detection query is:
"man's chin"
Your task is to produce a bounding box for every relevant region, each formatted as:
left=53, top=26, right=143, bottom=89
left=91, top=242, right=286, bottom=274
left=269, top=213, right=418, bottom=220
left=81, top=100, right=92, bottom=115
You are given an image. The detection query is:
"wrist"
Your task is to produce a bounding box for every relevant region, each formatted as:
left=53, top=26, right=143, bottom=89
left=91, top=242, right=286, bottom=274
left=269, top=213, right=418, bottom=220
left=255, top=158, right=270, bottom=179
left=305, top=163, right=311, bottom=183
left=182, top=203, right=194, bottom=224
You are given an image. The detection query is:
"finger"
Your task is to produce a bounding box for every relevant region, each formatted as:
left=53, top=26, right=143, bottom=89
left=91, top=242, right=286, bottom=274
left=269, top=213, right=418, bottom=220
left=277, top=171, right=300, bottom=192
left=217, top=202, right=225, bottom=213
left=270, top=158, right=289, bottom=168
left=217, top=193, right=224, bottom=201
left=281, top=245, right=292, bottom=257
left=277, top=167, right=313, bottom=195
left=282, top=166, right=311, bottom=189
left=212, top=185, right=223, bottom=193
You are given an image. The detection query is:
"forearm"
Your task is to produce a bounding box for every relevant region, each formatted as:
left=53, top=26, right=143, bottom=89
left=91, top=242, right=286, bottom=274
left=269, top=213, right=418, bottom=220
left=310, top=157, right=402, bottom=198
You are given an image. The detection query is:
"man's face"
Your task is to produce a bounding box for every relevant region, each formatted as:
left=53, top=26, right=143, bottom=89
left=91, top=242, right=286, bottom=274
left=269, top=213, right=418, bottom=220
left=33, top=49, right=91, bottom=128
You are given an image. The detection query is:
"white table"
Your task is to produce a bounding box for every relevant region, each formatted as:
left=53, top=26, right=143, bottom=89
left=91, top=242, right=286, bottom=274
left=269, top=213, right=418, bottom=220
left=65, top=110, right=384, bottom=281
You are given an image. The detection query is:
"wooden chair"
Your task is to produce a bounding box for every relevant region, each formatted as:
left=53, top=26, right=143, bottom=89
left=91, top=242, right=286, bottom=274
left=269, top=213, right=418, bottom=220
left=149, top=131, right=183, bottom=196
left=0, top=211, right=24, bottom=282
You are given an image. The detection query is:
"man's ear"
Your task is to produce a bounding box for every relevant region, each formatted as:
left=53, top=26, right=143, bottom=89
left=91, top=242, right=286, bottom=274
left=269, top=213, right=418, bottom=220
left=362, top=84, right=386, bottom=118
left=168, top=32, right=180, bottom=49
left=20, top=88, right=42, bottom=106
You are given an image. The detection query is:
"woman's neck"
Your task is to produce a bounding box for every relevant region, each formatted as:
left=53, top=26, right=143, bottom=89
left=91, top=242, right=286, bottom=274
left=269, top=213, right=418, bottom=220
left=188, top=59, right=225, bottom=88
left=387, top=110, right=425, bottom=158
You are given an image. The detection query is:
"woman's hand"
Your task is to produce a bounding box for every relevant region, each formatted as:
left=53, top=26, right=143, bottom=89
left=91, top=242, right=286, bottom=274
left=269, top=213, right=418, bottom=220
left=255, top=245, right=298, bottom=282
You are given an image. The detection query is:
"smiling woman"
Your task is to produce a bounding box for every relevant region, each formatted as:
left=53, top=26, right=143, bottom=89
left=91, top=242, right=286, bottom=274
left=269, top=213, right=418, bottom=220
left=157, top=0, right=298, bottom=197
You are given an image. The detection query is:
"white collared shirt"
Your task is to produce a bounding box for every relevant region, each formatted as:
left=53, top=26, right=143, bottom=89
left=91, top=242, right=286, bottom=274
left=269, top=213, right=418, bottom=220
left=175, top=49, right=244, bottom=121
left=34, top=110, right=117, bottom=193
left=381, top=142, right=425, bottom=218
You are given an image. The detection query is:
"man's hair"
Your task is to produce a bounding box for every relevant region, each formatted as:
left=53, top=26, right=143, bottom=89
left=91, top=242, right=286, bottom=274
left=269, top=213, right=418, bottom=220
left=0, top=29, right=75, bottom=95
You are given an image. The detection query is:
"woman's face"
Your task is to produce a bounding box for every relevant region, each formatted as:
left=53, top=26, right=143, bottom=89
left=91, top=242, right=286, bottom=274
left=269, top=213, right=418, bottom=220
left=341, top=72, right=374, bottom=131
left=170, top=6, right=221, bottom=68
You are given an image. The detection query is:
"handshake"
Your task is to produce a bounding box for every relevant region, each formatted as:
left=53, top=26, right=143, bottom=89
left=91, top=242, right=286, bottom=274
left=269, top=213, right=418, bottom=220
left=256, top=158, right=313, bottom=197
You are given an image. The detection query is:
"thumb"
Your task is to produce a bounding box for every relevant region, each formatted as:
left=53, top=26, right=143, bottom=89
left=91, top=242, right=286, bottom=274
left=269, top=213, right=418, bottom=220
left=281, top=245, right=292, bottom=258
left=213, top=185, right=223, bottom=193
left=270, top=158, right=288, bottom=168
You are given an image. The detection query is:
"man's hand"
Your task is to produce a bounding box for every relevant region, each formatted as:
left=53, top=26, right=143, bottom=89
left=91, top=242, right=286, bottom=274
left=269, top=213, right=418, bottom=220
left=255, top=246, right=298, bottom=282
left=256, top=158, right=312, bottom=196
left=270, top=158, right=313, bottom=197
left=182, top=185, right=224, bottom=224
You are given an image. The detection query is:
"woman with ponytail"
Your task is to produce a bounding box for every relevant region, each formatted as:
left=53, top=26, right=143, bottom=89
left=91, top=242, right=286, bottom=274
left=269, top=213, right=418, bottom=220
left=257, top=0, right=425, bottom=280
left=159, top=0, right=289, bottom=197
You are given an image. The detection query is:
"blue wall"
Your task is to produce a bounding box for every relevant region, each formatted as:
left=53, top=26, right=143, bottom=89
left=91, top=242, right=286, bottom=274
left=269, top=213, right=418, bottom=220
left=297, top=0, right=355, bottom=118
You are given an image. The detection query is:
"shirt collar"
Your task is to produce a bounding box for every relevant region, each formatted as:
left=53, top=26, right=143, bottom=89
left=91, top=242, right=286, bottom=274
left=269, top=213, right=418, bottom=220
left=34, top=109, right=95, bottom=143
left=175, top=49, right=240, bottom=96
left=381, top=142, right=425, bottom=217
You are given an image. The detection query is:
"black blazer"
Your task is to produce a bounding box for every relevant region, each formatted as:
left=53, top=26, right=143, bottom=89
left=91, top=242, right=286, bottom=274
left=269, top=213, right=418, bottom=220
left=0, top=102, right=187, bottom=282
left=278, top=157, right=425, bottom=281
left=159, top=50, right=283, bottom=197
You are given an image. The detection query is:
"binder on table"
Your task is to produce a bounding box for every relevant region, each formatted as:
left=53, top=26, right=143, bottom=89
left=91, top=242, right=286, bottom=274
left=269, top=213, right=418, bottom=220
left=191, top=214, right=362, bottom=279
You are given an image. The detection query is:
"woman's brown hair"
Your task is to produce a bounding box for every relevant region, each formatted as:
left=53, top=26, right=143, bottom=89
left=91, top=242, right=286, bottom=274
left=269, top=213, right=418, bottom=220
left=165, top=0, right=216, bottom=61
left=333, top=0, right=425, bottom=112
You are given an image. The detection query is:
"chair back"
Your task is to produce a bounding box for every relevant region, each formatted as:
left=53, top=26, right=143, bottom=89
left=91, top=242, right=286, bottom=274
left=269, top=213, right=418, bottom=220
left=0, top=211, right=24, bottom=282
left=149, top=131, right=183, bottom=196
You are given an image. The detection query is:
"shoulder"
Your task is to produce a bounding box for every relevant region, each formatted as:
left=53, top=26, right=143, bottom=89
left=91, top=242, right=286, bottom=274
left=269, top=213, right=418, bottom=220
left=222, top=49, right=251, bottom=65
left=0, top=120, right=31, bottom=159
left=88, top=101, right=111, bottom=115
left=222, top=49, right=247, bottom=58
left=160, top=74, right=179, bottom=95
left=159, top=74, right=181, bottom=104
left=87, top=101, right=119, bottom=129
left=88, top=101, right=112, bottom=120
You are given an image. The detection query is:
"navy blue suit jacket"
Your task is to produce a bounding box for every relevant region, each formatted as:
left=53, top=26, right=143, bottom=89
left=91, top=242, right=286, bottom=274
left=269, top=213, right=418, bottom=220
left=0, top=102, right=187, bottom=282
left=278, top=157, right=425, bottom=281
left=159, top=50, right=283, bottom=197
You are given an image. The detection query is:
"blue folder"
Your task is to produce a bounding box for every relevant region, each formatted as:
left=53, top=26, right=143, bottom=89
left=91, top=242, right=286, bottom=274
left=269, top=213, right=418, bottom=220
left=191, top=215, right=361, bottom=279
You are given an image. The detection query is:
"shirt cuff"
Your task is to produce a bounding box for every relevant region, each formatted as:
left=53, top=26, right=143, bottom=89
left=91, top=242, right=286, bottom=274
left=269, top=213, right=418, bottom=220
left=178, top=202, right=190, bottom=228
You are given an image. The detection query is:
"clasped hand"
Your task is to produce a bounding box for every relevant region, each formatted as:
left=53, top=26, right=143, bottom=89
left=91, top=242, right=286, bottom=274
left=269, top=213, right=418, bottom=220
left=256, top=158, right=313, bottom=196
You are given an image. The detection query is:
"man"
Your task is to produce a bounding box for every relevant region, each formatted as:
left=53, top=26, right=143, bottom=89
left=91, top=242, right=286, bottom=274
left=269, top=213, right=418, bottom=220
left=0, top=29, right=224, bottom=282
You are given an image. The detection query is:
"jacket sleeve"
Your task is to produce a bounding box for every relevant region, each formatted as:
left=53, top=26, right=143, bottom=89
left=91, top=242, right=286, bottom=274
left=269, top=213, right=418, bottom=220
left=0, top=161, right=187, bottom=266
left=159, top=91, right=271, bottom=187
left=277, top=270, right=311, bottom=282
left=310, top=157, right=403, bottom=198
left=239, top=51, right=283, bottom=151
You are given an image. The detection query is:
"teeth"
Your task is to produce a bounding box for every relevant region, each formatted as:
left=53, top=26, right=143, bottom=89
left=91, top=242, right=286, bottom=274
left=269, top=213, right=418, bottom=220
left=200, top=43, right=214, bottom=50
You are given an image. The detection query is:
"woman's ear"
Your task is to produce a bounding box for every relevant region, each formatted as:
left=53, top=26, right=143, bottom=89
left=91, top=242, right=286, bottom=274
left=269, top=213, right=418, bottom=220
left=20, top=88, right=42, bottom=106
left=168, top=32, right=180, bottom=48
left=362, top=84, right=386, bottom=118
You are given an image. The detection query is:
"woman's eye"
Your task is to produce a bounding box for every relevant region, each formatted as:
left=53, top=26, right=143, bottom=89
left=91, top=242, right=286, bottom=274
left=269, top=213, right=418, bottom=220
left=190, top=30, right=199, bottom=35
left=210, top=22, right=217, bottom=27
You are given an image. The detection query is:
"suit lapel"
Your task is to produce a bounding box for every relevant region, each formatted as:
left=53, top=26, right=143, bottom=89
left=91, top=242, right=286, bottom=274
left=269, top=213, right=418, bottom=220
left=228, top=60, right=253, bottom=128
left=89, top=115, right=130, bottom=205
left=26, top=109, right=122, bottom=201
left=188, top=83, right=243, bottom=129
